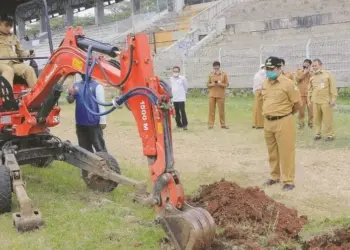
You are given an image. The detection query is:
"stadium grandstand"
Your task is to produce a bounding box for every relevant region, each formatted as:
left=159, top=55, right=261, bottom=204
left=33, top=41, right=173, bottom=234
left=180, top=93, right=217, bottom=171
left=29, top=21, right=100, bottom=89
left=15, top=0, right=350, bottom=91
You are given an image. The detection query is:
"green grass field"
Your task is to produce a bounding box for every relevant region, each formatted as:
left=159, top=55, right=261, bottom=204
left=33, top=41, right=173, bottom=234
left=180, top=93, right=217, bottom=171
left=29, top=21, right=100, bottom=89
left=1, top=96, right=350, bottom=250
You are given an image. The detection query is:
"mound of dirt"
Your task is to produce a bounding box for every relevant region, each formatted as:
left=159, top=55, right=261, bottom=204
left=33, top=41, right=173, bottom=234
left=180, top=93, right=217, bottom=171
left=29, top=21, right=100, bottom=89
left=188, top=179, right=308, bottom=249
left=304, top=228, right=350, bottom=250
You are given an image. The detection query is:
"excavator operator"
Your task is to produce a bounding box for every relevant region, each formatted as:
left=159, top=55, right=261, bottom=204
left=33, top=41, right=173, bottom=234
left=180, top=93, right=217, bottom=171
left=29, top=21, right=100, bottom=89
left=0, top=14, right=37, bottom=88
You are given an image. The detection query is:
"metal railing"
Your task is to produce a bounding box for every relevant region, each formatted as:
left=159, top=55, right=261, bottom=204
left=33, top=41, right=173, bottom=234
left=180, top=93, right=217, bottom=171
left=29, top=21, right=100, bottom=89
left=156, top=38, right=350, bottom=88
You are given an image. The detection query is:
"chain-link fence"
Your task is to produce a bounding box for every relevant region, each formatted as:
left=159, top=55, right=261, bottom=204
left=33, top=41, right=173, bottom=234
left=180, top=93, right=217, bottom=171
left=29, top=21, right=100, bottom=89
left=174, top=38, right=350, bottom=88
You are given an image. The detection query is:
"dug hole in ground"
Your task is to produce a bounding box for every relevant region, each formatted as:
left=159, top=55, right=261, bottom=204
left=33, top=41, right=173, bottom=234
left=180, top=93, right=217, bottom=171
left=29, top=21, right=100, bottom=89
left=161, top=179, right=350, bottom=250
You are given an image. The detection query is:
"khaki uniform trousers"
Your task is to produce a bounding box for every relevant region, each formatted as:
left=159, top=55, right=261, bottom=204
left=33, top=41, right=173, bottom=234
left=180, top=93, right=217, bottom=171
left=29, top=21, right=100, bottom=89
left=313, top=103, right=334, bottom=137
left=264, top=114, right=296, bottom=185
left=208, top=97, right=225, bottom=127
left=252, top=91, right=264, bottom=128
left=298, top=96, right=313, bottom=127
left=0, top=63, right=37, bottom=88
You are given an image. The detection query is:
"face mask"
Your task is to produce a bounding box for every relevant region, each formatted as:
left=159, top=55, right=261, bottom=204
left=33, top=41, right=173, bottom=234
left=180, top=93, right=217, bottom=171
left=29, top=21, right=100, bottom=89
left=173, top=73, right=179, bottom=77
left=313, top=68, right=320, bottom=73
left=266, top=71, right=278, bottom=80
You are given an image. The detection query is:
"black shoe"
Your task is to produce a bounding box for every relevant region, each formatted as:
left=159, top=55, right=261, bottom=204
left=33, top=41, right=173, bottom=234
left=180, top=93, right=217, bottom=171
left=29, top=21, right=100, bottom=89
left=256, top=127, right=264, bottom=129
left=325, top=136, right=334, bottom=141
left=282, top=184, right=295, bottom=191
left=314, top=135, right=321, bottom=140
left=221, top=126, right=229, bottom=129
left=308, top=124, right=313, bottom=129
left=252, top=126, right=256, bottom=129
left=263, top=179, right=279, bottom=186
left=183, top=126, right=188, bottom=130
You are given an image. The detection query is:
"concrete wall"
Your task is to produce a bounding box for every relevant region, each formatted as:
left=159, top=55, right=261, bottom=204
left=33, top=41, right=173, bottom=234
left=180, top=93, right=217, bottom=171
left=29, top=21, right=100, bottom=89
left=227, top=12, right=350, bottom=33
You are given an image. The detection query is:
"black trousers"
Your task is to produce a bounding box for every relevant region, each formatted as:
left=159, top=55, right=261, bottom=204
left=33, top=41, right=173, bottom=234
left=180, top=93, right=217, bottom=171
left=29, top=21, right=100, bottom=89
left=76, top=125, right=107, bottom=153
left=173, top=101, right=188, bottom=128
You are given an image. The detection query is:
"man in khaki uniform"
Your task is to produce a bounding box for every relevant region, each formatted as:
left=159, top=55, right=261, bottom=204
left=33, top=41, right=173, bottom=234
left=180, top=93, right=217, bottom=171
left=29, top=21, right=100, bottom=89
left=207, top=61, right=229, bottom=129
left=262, top=56, right=301, bottom=191
left=295, top=59, right=313, bottom=129
left=252, top=64, right=265, bottom=129
left=280, top=58, right=295, bottom=81
left=0, top=14, right=37, bottom=88
left=308, top=59, right=337, bottom=141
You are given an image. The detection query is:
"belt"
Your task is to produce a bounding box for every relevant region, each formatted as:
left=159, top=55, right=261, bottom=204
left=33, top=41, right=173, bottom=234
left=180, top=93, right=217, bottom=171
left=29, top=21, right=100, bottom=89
left=265, top=113, right=292, bottom=121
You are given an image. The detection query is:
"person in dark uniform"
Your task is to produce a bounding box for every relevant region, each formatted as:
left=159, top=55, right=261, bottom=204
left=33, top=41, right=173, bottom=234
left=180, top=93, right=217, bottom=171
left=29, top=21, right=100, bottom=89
left=66, top=75, right=107, bottom=152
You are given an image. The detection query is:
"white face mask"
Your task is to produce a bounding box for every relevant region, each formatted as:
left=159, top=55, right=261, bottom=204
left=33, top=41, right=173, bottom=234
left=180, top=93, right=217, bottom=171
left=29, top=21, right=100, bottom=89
left=173, top=72, right=179, bottom=77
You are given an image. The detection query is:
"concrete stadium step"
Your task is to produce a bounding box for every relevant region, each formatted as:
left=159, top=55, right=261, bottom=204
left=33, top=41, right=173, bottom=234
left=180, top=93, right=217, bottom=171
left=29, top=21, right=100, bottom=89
left=222, top=0, right=350, bottom=24
left=145, top=5, right=207, bottom=33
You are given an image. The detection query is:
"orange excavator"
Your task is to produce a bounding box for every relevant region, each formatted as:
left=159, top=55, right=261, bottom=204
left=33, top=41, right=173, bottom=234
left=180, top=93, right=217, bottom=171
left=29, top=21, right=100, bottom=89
left=0, top=0, right=216, bottom=249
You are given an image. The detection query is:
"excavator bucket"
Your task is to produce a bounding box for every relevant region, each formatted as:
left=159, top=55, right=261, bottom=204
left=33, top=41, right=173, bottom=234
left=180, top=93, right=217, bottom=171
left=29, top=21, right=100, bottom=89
left=157, top=202, right=216, bottom=250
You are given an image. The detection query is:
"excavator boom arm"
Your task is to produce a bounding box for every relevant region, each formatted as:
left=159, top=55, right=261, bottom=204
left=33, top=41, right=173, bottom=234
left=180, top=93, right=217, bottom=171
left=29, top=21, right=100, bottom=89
left=15, top=27, right=215, bottom=250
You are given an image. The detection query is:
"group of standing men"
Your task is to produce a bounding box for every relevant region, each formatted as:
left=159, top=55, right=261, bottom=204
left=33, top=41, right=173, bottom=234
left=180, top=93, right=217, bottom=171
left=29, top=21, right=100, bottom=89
left=252, top=56, right=337, bottom=191
left=169, top=61, right=230, bottom=130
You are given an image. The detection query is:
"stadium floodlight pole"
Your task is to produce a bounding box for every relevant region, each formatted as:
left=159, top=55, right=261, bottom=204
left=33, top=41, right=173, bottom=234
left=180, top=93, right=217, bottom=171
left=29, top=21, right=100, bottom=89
left=259, top=44, right=264, bottom=65
left=306, top=39, right=311, bottom=59
left=218, top=47, right=224, bottom=63
left=42, top=0, right=54, bottom=54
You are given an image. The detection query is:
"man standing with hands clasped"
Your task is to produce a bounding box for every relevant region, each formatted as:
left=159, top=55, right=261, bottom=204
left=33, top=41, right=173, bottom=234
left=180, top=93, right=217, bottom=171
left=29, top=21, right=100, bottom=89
left=262, top=57, right=301, bottom=191
left=170, top=66, right=189, bottom=130
left=308, top=59, right=337, bottom=141
left=252, top=64, right=266, bottom=129
left=207, top=61, right=229, bottom=129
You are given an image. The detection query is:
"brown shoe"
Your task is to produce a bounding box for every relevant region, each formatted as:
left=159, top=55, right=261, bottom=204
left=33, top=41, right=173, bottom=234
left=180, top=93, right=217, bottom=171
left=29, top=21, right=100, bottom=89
left=221, top=126, right=229, bottom=129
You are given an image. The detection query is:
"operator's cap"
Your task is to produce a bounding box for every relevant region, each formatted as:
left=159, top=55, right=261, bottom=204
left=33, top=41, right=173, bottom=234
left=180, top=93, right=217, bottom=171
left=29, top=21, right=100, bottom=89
left=265, top=56, right=282, bottom=69
left=0, top=14, right=14, bottom=25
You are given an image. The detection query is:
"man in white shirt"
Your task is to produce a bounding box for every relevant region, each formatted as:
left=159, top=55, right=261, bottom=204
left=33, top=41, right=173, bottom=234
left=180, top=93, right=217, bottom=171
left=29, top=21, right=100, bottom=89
left=252, top=64, right=266, bottom=129
left=170, top=66, right=189, bottom=130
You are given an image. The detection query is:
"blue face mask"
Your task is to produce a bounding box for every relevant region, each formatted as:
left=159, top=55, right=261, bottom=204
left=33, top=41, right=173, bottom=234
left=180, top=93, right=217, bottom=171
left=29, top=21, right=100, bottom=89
left=266, top=71, right=278, bottom=80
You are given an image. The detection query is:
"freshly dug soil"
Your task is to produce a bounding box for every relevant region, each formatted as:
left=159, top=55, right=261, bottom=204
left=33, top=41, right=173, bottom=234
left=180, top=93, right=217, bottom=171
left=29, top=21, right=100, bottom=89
left=304, top=228, right=350, bottom=250
left=188, top=179, right=308, bottom=249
